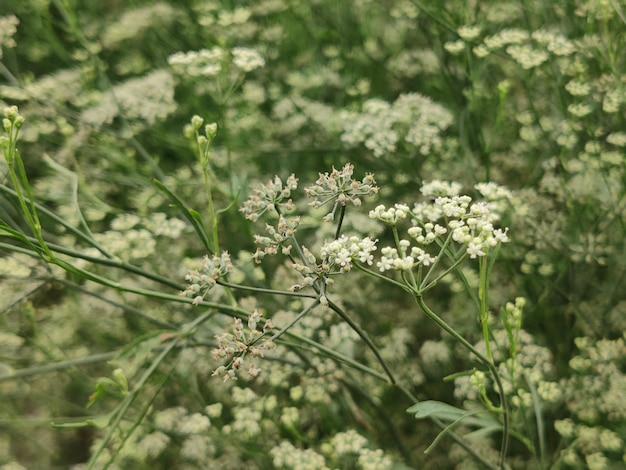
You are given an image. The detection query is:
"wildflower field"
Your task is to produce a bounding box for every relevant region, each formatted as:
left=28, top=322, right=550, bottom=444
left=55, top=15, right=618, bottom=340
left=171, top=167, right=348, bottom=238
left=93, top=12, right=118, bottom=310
left=1, top=1, right=625, bottom=469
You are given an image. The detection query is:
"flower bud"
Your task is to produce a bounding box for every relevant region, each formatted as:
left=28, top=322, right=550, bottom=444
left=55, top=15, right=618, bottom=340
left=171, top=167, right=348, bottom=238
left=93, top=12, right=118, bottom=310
left=205, top=122, right=218, bottom=139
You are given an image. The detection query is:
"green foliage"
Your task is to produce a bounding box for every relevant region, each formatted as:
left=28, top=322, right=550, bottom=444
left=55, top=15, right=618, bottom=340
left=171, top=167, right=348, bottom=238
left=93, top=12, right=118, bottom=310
left=1, top=1, right=626, bottom=469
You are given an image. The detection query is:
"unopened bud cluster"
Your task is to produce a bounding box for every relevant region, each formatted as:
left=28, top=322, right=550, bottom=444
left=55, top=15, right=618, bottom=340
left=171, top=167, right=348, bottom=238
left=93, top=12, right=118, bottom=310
left=305, top=163, right=378, bottom=221
left=252, top=215, right=301, bottom=263
left=211, top=310, right=276, bottom=381
left=240, top=174, right=299, bottom=222
left=1, top=105, right=25, bottom=161
left=180, top=252, right=233, bottom=304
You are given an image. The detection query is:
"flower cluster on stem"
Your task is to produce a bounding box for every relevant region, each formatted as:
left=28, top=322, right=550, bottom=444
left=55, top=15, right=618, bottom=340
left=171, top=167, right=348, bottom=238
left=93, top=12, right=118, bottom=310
left=368, top=189, right=510, bottom=281
left=240, top=174, right=298, bottom=222
left=212, top=310, right=276, bottom=381
left=180, top=252, right=233, bottom=304
left=305, top=163, right=378, bottom=222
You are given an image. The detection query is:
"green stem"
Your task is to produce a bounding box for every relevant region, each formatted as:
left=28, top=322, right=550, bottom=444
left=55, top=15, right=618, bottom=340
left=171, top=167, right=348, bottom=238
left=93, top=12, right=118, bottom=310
left=88, top=338, right=179, bottom=469
left=0, top=351, right=118, bottom=383
left=278, top=336, right=389, bottom=383
left=217, top=280, right=317, bottom=298
left=268, top=299, right=320, bottom=343
left=353, top=262, right=415, bottom=294
left=0, top=184, right=115, bottom=259
left=334, top=204, right=346, bottom=239
left=479, top=256, right=493, bottom=363
left=327, top=299, right=397, bottom=385
left=0, top=238, right=183, bottom=292
left=415, top=296, right=509, bottom=468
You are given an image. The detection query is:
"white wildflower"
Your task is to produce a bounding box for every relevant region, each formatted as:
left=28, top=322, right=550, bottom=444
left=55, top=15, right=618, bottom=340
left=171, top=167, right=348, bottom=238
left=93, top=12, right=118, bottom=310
left=232, top=47, right=265, bottom=72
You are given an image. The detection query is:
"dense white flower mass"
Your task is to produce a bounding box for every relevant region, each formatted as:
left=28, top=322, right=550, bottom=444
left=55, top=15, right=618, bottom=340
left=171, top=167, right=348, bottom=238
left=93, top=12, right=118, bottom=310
left=168, top=46, right=265, bottom=77
left=101, top=2, right=178, bottom=47
left=340, top=92, right=453, bottom=157
left=369, top=182, right=511, bottom=272
left=231, top=47, right=266, bottom=72
left=320, top=235, right=378, bottom=272
left=0, top=15, right=19, bottom=59
left=81, top=70, right=176, bottom=129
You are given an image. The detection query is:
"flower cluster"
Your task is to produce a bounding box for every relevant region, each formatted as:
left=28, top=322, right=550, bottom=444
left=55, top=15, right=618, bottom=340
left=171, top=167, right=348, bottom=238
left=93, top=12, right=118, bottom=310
left=319, top=235, right=378, bottom=273
left=415, top=193, right=510, bottom=258
left=168, top=46, right=265, bottom=77
left=366, top=182, right=511, bottom=274
left=376, top=241, right=438, bottom=272
left=0, top=15, right=19, bottom=59
left=231, top=47, right=266, bottom=72
left=211, top=310, right=276, bottom=381
left=81, top=69, right=176, bottom=129
left=271, top=441, right=328, bottom=470
left=134, top=405, right=216, bottom=463
left=562, top=335, right=626, bottom=423
left=240, top=174, right=298, bottom=222
left=180, top=252, right=233, bottom=304
left=305, top=163, right=378, bottom=222
left=252, top=215, right=301, bottom=263
left=1, top=106, right=24, bottom=161
left=369, top=203, right=410, bottom=226
left=468, top=27, right=576, bottom=69
left=339, top=93, right=453, bottom=157
left=101, top=2, right=178, bottom=48
left=420, top=179, right=463, bottom=197
left=168, top=47, right=226, bottom=77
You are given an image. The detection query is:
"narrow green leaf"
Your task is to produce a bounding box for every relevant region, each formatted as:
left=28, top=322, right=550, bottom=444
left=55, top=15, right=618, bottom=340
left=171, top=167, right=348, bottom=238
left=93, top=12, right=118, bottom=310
left=0, top=221, right=47, bottom=255
left=443, top=368, right=477, bottom=382
left=407, top=400, right=500, bottom=428
left=407, top=400, right=466, bottom=420
left=52, top=413, right=113, bottom=429
left=152, top=178, right=213, bottom=254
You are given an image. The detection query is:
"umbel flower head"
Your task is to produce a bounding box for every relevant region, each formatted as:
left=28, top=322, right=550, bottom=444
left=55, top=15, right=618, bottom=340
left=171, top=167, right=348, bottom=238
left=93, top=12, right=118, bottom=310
left=240, top=174, right=298, bottom=222
left=305, top=163, right=378, bottom=221
left=180, top=252, right=233, bottom=304
left=211, top=310, right=276, bottom=381
left=369, top=181, right=511, bottom=272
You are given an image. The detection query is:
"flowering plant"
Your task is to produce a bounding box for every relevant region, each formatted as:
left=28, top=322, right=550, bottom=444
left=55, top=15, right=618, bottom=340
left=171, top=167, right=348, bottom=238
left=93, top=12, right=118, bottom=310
left=1, top=1, right=625, bottom=469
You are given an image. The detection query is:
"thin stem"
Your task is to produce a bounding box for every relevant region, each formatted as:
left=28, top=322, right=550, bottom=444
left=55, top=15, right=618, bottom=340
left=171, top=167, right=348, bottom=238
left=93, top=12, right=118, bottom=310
left=353, top=262, right=415, bottom=294
left=0, top=62, right=20, bottom=86
left=526, top=371, right=547, bottom=468
left=327, top=299, right=397, bottom=385
left=334, top=204, right=346, bottom=239
left=479, top=256, right=494, bottom=363
left=0, top=184, right=115, bottom=259
left=420, top=251, right=467, bottom=293
left=217, top=280, right=317, bottom=298
left=0, top=351, right=118, bottom=383
left=88, top=338, right=179, bottom=469
left=56, top=278, right=177, bottom=329
left=268, top=299, right=320, bottom=343
left=0, top=238, right=184, bottom=291
left=278, top=336, right=389, bottom=383
left=415, top=296, right=510, bottom=468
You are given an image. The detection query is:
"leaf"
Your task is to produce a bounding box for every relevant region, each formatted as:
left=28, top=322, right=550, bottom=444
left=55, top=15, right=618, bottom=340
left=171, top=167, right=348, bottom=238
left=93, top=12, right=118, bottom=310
left=0, top=221, right=46, bottom=255
left=407, top=400, right=466, bottom=420
left=52, top=412, right=114, bottom=429
left=87, top=376, right=128, bottom=409
left=407, top=401, right=502, bottom=455
left=407, top=400, right=500, bottom=429
left=152, top=178, right=213, bottom=254
left=443, top=368, right=477, bottom=382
